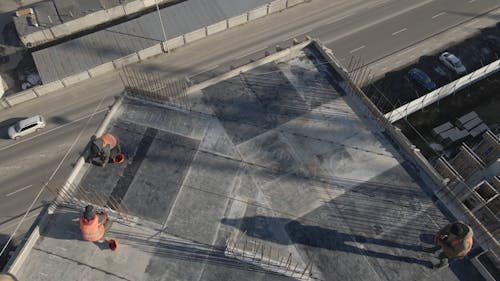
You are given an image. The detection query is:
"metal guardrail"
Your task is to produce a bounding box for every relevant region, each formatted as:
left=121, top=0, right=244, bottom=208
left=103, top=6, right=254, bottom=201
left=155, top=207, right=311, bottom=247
left=385, top=59, right=500, bottom=123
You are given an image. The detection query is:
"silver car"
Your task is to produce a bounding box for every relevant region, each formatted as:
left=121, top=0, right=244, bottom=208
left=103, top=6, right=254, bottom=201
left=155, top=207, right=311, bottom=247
left=8, top=115, right=46, bottom=139
left=439, top=52, right=466, bottom=75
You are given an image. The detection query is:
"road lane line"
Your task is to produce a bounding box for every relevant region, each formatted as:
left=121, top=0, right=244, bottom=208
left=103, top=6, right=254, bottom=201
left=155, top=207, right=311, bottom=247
left=0, top=108, right=107, bottom=152
left=5, top=185, right=33, bottom=197
left=468, top=0, right=476, bottom=3
left=350, top=45, right=365, bottom=54
left=432, top=12, right=446, bottom=19
left=391, top=28, right=407, bottom=36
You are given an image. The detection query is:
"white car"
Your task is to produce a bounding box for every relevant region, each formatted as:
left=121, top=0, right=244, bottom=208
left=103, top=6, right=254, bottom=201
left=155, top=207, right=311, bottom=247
left=8, top=115, right=46, bottom=139
left=439, top=52, right=466, bottom=75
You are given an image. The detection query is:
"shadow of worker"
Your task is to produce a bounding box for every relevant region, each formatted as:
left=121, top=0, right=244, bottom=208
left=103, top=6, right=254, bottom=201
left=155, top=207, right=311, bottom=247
left=221, top=216, right=432, bottom=268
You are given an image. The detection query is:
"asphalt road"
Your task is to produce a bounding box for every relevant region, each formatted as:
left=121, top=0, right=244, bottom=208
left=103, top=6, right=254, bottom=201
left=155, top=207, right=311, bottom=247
left=0, top=0, right=499, bottom=247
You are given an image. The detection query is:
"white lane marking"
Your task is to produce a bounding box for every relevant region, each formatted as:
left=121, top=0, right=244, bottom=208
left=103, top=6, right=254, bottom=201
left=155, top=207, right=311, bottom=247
left=391, top=28, right=407, bottom=36
left=350, top=45, right=365, bottom=53
left=0, top=108, right=107, bottom=152
left=432, top=12, right=446, bottom=19
left=468, top=0, right=476, bottom=3
left=5, top=185, right=34, bottom=197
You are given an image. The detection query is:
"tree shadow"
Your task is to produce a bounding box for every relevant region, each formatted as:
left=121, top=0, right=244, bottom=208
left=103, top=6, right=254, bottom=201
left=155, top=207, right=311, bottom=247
left=221, top=216, right=433, bottom=268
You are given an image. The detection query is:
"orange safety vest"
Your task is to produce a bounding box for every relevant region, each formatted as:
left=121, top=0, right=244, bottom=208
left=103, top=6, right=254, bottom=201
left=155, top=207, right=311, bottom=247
left=100, top=133, right=117, bottom=148
left=79, top=215, right=105, bottom=242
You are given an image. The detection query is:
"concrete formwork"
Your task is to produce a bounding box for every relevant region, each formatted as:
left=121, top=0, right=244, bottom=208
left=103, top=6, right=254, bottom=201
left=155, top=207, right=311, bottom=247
left=25, top=30, right=53, bottom=45
left=82, top=10, right=109, bottom=27
left=184, top=27, right=207, bottom=44
left=138, top=44, right=164, bottom=60
left=227, top=13, right=248, bottom=28
left=206, top=20, right=228, bottom=36
left=88, top=62, right=116, bottom=77
left=32, top=80, right=65, bottom=96
left=61, top=71, right=91, bottom=87
left=113, top=53, right=141, bottom=69
left=248, top=5, right=269, bottom=21
left=268, top=0, right=287, bottom=14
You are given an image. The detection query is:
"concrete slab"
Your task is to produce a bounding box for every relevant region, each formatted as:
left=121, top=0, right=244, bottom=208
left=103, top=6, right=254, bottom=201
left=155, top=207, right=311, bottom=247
left=10, top=45, right=484, bottom=281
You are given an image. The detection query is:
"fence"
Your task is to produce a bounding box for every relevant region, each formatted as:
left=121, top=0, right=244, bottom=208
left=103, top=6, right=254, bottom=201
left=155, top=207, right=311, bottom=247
left=385, top=58, right=500, bottom=123
left=122, top=66, right=188, bottom=102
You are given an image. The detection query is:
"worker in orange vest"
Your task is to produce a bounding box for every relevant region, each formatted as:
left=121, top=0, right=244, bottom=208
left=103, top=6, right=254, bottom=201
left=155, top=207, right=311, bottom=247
left=423, top=221, right=473, bottom=269
left=79, top=205, right=112, bottom=242
left=90, top=133, right=119, bottom=167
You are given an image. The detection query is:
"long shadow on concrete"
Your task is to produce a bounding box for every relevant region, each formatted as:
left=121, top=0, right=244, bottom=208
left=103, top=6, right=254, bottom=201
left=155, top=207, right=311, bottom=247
left=221, top=216, right=432, bottom=268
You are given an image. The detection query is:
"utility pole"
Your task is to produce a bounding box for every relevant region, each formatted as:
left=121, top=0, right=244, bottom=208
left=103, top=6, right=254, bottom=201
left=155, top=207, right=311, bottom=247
left=155, top=0, right=168, bottom=52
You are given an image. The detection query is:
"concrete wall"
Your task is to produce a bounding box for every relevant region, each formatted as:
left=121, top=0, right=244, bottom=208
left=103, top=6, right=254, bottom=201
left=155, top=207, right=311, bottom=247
left=113, top=53, right=140, bottom=69
left=137, top=44, right=164, bottom=60
left=248, top=5, right=269, bottom=21
left=287, top=0, right=306, bottom=7
left=268, top=0, right=287, bottom=14
left=61, top=71, right=91, bottom=87
left=5, top=89, right=37, bottom=106
left=206, top=20, right=228, bottom=35
left=184, top=27, right=207, bottom=44
left=33, top=80, right=64, bottom=96
left=164, top=35, right=185, bottom=51
left=228, top=13, right=248, bottom=28
left=49, top=23, right=72, bottom=38
left=88, top=62, right=116, bottom=78
left=83, top=10, right=109, bottom=27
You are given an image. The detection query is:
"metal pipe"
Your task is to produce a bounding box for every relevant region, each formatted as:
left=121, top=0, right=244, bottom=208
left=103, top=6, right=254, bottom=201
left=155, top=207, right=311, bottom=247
left=156, top=0, right=168, bottom=50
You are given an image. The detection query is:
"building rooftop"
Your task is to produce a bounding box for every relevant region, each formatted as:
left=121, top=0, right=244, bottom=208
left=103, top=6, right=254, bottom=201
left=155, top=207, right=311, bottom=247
left=8, top=44, right=485, bottom=280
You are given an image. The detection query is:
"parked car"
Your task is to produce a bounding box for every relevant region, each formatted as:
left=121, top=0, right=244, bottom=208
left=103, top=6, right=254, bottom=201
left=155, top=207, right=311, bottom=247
left=8, top=115, right=45, bottom=139
left=482, top=35, right=500, bottom=52
left=408, top=68, right=436, bottom=91
left=439, top=52, right=466, bottom=75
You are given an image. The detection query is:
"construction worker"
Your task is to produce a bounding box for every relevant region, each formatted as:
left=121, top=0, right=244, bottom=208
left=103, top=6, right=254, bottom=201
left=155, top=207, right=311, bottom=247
left=90, top=133, right=120, bottom=167
left=423, top=221, right=473, bottom=269
left=79, top=205, right=112, bottom=242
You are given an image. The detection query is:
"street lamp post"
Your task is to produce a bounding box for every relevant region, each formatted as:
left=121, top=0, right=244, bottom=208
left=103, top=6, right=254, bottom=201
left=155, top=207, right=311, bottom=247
left=155, top=0, right=168, bottom=52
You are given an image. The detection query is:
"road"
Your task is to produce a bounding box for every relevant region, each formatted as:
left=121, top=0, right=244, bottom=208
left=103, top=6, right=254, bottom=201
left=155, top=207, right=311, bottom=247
left=0, top=0, right=499, bottom=247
